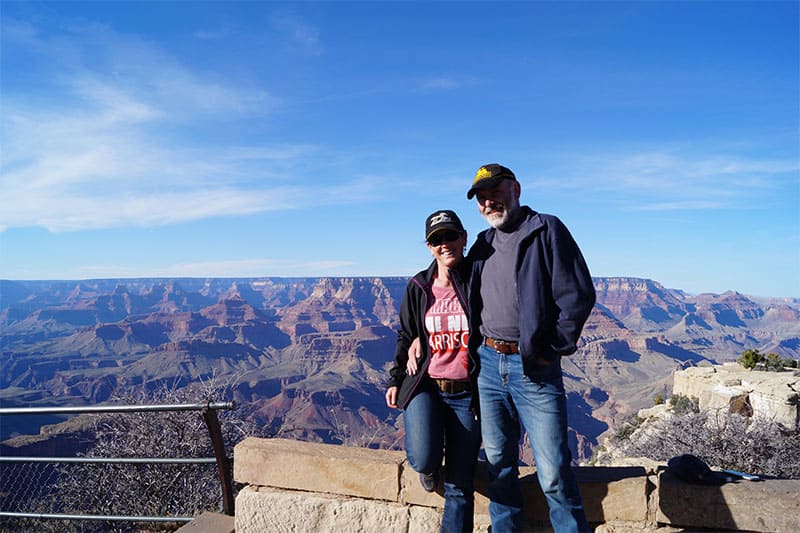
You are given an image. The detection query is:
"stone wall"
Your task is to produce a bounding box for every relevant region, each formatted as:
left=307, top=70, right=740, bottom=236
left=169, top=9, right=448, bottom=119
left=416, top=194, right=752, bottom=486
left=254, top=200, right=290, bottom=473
left=233, top=437, right=800, bottom=532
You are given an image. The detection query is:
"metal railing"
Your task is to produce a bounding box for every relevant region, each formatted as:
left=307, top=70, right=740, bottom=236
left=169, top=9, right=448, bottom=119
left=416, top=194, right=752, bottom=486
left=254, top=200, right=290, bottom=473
left=0, top=401, right=236, bottom=529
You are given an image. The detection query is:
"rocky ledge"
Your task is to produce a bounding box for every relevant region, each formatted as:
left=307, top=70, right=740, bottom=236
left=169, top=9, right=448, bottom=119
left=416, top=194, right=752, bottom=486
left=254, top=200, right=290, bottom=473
left=673, top=363, right=799, bottom=428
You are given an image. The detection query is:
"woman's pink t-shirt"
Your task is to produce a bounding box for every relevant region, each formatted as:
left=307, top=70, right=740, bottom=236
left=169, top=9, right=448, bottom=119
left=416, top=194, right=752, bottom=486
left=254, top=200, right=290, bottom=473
left=425, top=284, right=469, bottom=381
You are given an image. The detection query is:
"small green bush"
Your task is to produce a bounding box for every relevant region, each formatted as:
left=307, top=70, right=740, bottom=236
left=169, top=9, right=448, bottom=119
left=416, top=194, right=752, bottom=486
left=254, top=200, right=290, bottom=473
left=611, top=416, right=643, bottom=443
left=738, top=349, right=792, bottom=371
left=669, top=394, right=699, bottom=415
left=738, top=348, right=764, bottom=370
left=764, top=353, right=785, bottom=371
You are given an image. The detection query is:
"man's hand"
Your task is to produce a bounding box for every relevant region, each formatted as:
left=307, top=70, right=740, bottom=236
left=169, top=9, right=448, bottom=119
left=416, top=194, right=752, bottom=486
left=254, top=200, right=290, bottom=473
left=406, top=337, right=422, bottom=375
left=533, top=355, right=558, bottom=366
left=385, top=386, right=399, bottom=409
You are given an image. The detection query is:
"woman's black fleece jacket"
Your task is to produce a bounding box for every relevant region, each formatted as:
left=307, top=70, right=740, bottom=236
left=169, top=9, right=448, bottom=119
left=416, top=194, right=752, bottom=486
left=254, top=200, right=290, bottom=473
left=386, top=258, right=475, bottom=410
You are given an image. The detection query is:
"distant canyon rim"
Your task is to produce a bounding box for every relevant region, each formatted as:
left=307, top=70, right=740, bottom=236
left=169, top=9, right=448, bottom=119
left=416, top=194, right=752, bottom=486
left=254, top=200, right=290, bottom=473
left=1, top=276, right=798, bottom=462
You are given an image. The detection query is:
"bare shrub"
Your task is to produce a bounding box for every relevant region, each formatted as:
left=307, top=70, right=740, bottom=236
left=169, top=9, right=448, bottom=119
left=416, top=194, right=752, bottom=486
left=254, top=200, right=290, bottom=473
left=611, top=409, right=800, bottom=479
left=47, top=375, right=271, bottom=532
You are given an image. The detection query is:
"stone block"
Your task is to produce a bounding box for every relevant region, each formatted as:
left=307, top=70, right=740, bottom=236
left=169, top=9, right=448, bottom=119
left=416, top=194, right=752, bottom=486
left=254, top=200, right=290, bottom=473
left=407, top=504, right=443, bottom=533
left=399, top=458, right=499, bottom=513
left=175, top=512, right=234, bottom=533
left=657, top=471, right=800, bottom=532
left=236, top=485, right=411, bottom=533
left=400, top=460, right=549, bottom=521
left=400, top=461, right=651, bottom=526
left=234, top=437, right=405, bottom=502
left=403, top=499, right=490, bottom=532
left=594, top=524, right=682, bottom=533
left=517, top=466, right=650, bottom=525
left=577, top=466, right=651, bottom=523
left=400, top=462, right=445, bottom=507
left=473, top=512, right=491, bottom=531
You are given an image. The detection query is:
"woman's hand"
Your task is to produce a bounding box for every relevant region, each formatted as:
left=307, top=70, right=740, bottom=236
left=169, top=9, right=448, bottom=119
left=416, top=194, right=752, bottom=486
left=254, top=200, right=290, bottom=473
left=406, top=337, right=422, bottom=375
left=385, top=386, right=399, bottom=409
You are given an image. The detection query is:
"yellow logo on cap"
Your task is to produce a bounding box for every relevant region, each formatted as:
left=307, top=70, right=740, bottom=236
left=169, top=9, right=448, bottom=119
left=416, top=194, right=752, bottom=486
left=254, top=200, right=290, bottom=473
left=474, top=166, right=492, bottom=184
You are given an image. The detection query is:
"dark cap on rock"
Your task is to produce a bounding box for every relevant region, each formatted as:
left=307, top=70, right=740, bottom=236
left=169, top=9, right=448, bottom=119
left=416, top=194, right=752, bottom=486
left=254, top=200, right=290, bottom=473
left=467, top=163, right=516, bottom=199
left=425, top=210, right=465, bottom=241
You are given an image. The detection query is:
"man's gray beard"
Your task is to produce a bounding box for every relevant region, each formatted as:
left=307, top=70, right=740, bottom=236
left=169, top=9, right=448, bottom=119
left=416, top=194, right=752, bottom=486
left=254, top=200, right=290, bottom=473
left=483, top=203, right=522, bottom=231
left=483, top=211, right=509, bottom=229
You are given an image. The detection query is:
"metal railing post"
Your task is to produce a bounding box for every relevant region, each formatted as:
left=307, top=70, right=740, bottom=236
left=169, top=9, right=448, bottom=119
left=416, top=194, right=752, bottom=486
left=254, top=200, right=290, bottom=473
left=0, top=401, right=238, bottom=524
left=202, top=403, right=235, bottom=516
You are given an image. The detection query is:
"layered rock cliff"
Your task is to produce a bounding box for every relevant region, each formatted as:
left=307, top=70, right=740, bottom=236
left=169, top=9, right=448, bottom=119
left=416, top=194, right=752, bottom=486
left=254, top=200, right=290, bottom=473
left=2, top=276, right=798, bottom=461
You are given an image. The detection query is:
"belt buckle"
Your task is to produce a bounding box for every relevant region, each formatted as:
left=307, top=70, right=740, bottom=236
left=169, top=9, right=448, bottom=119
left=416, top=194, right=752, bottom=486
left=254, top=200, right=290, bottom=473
left=489, top=337, right=517, bottom=354
left=435, top=379, right=465, bottom=394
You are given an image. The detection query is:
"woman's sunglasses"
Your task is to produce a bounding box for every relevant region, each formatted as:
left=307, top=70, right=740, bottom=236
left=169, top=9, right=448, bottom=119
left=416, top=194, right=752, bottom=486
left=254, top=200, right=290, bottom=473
left=427, top=230, right=462, bottom=246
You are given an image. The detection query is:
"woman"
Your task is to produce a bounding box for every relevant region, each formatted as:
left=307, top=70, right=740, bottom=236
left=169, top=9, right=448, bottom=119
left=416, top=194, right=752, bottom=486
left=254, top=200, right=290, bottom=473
left=385, top=209, right=480, bottom=533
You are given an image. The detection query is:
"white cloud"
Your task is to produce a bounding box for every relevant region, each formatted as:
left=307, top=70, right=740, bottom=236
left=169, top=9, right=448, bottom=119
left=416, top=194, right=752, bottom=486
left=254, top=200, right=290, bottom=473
left=418, top=76, right=462, bottom=91
left=633, top=200, right=726, bottom=211
left=528, top=148, right=798, bottom=212
left=0, top=16, right=346, bottom=233
left=71, top=258, right=358, bottom=279
left=70, top=77, right=162, bottom=123
left=270, top=12, right=322, bottom=54
left=194, top=27, right=232, bottom=41
left=1, top=102, right=382, bottom=231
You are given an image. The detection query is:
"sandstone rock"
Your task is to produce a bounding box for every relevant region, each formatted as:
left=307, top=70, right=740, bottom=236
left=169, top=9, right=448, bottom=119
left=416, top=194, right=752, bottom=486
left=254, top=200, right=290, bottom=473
left=234, top=437, right=405, bottom=502
left=637, top=404, right=671, bottom=420
left=594, top=525, right=682, bottom=533
left=235, top=486, right=410, bottom=533
left=657, top=472, right=800, bottom=532
left=672, top=363, right=799, bottom=428
left=175, top=512, right=234, bottom=533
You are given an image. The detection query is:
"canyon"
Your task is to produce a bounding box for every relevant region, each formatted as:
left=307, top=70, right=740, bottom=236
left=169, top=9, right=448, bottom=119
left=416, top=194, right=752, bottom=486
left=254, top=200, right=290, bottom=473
left=1, top=276, right=798, bottom=461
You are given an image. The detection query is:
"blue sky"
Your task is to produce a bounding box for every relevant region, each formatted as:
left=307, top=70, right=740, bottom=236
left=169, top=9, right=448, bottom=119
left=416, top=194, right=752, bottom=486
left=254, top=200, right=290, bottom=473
left=1, top=1, right=798, bottom=298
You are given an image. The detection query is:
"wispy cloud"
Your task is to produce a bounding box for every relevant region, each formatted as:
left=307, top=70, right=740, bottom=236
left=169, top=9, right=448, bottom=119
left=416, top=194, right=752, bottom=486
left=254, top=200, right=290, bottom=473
left=633, top=200, right=727, bottom=211
left=417, top=76, right=464, bottom=92
left=71, top=258, right=358, bottom=279
left=194, top=27, right=232, bottom=41
left=0, top=15, right=363, bottom=233
left=270, top=12, right=322, bottom=54
left=529, top=148, right=798, bottom=212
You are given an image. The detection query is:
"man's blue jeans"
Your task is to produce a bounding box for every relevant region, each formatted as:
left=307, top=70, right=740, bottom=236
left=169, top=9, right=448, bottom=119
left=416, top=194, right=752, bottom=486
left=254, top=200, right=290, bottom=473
left=404, top=381, right=481, bottom=533
left=477, top=344, right=590, bottom=533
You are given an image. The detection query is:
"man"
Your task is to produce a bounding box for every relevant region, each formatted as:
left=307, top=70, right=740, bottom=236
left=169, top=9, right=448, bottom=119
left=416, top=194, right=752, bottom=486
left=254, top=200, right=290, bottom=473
left=466, top=163, right=595, bottom=532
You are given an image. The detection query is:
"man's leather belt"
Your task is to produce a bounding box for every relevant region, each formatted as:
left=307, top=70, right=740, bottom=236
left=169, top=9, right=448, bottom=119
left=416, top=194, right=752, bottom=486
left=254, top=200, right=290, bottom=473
left=432, top=378, right=472, bottom=394
left=485, top=337, right=520, bottom=354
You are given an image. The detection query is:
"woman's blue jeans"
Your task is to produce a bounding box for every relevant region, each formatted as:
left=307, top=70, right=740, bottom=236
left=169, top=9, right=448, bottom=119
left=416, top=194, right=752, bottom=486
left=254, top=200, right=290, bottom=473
left=477, top=344, right=590, bottom=533
left=404, top=381, right=481, bottom=533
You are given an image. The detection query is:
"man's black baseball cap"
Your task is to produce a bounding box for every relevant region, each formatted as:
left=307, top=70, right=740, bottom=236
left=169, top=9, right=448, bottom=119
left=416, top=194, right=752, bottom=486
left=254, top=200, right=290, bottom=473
left=467, top=163, right=516, bottom=199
